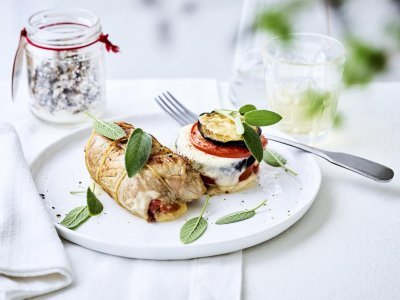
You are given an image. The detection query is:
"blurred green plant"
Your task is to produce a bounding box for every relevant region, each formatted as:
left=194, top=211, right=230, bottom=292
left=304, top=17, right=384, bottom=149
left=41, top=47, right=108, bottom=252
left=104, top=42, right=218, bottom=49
left=304, top=88, right=332, bottom=118
left=343, top=38, right=388, bottom=86
left=303, top=88, right=343, bottom=128
left=387, top=21, right=400, bottom=46
left=252, top=0, right=398, bottom=131
left=333, top=112, right=344, bottom=128
left=253, top=0, right=394, bottom=87
left=253, top=1, right=308, bottom=42
left=253, top=10, right=292, bottom=41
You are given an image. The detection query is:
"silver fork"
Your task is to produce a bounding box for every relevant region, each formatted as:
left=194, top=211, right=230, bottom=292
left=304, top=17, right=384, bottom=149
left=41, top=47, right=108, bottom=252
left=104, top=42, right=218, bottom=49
left=155, top=91, right=394, bottom=182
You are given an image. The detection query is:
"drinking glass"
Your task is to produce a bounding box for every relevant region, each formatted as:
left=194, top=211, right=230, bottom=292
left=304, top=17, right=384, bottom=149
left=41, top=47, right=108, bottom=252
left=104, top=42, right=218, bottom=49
left=262, top=33, right=346, bottom=144
left=229, top=48, right=266, bottom=108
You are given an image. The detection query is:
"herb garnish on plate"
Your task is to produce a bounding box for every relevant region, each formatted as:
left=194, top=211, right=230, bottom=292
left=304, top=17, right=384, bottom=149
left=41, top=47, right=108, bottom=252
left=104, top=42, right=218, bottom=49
left=180, top=195, right=210, bottom=244
left=215, top=198, right=268, bottom=225
left=61, top=186, right=103, bottom=229
left=214, top=105, right=282, bottom=162
left=86, top=114, right=153, bottom=177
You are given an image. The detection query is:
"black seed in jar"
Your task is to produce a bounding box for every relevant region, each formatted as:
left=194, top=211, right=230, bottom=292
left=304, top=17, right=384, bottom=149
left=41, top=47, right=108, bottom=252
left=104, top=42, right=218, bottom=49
left=27, top=50, right=103, bottom=116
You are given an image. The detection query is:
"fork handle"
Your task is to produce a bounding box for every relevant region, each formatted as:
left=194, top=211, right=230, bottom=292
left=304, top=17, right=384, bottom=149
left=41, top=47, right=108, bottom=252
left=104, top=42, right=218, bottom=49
left=266, top=135, right=394, bottom=182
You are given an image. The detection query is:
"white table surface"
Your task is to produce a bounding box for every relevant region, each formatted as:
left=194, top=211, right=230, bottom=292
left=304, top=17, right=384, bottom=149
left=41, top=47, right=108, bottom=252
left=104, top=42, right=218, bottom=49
left=2, top=80, right=400, bottom=299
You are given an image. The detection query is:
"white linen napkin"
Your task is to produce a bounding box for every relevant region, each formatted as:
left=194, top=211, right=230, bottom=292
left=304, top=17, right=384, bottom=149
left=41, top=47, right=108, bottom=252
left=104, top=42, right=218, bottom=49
left=41, top=243, right=242, bottom=300
left=0, top=123, right=72, bottom=300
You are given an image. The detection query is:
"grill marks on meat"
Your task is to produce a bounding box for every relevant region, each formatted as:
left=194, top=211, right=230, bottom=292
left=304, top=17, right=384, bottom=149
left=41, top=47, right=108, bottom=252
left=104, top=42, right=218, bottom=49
left=85, top=122, right=206, bottom=221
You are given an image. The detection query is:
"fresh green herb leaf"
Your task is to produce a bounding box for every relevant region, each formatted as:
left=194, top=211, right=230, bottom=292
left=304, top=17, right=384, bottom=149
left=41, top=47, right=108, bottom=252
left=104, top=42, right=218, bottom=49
left=214, top=109, right=244, bottom=135
left=87, top=187, right=103, bottom=216
left=85, top=112, right=126, bottom=140
left=242, top=123, right=263, bottom=162
left=60, top=206, right=90, bottom=229
left=69, top=190, right=86, bottom=195
left=180, top=195, right=210, bottom=244
left=239, top=104, right=257, bottom=115
left=263, top=148, right=297, bottom=176
left=180, top=217, right=208, bottom=244
left=216, top=210, right=255, bottom=224
left=216, top=199, right=268, bottom=225
left=234, top=116, right=245, bottom=135
left=125, top=128, right=152, bottom=178
left=244, top=110, right=282, bottom=126
left=94, top=121, right=126, bottom=140
left=263, top=148, right=287, bottom=167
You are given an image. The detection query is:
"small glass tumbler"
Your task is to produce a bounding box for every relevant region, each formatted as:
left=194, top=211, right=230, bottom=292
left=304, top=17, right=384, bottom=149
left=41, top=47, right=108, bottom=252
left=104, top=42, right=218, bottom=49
left=262, top=33, right=346, bottom=144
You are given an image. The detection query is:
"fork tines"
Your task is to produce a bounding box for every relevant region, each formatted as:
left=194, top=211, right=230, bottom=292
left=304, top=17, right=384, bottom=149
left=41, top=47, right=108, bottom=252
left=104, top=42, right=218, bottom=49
left=155, top=91, right=197, bottom=126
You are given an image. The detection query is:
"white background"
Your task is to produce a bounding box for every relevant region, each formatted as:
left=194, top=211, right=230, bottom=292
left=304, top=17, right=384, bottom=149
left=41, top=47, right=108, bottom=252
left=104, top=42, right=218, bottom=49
left=2, top=0, right=400, bottom=81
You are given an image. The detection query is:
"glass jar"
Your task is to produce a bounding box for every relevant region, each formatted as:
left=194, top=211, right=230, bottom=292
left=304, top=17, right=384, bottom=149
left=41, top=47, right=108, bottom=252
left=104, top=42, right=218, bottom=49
left=25, top=9, right=106, bottom=124
left=262, top=33, right=346, bottom=144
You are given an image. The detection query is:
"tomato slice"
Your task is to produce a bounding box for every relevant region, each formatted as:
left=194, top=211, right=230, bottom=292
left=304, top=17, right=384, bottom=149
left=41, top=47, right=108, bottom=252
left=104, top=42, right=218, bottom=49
left=200, top=174, right=216, bottom=185
left=148, top=199, right=181, bottom=221
left=190, top=122, right=267, bottom=158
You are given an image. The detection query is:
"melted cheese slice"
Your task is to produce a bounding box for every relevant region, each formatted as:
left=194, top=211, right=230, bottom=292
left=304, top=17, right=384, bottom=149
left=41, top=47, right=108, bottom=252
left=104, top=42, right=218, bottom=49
left=175, top=125, right=249, bottom=186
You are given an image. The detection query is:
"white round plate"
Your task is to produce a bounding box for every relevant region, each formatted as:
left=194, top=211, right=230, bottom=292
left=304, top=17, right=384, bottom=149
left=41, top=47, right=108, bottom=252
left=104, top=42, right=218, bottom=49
left=31, top=113, right=321, bottom=260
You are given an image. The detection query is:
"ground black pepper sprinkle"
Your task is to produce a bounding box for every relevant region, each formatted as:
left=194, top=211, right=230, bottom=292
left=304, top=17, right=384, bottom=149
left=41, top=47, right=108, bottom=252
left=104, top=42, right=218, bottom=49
left=56, top=214, right=61, bottom=218
left=39, top=193, right=45, bottom=199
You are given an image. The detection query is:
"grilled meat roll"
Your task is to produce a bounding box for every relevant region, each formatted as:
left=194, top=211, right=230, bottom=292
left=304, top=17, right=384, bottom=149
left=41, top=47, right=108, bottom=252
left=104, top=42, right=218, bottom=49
left=85, top=122, right=206, bottom=222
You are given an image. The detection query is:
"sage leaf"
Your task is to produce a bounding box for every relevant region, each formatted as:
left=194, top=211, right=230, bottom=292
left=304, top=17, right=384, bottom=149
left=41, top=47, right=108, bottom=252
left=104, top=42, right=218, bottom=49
left=93, top=120, right=126, bottom=140
left=263, top=148, right=287, bottom=167
left=180, top=195, right=210, bottom=244
left=87, top=187, right=103, bottom=216
left=242, top=123, right=263, bottom=162
left=244, top=110, right=282, bottom=126
left=234, top=116, right=245, bottom=135
left=60, top=206, right=90, bottom=229
left=239, top=104, right=257, bottom=115
left=216, top=210, right=256, bottom=224
left=263, top=148, right=297, bottom=176
left=85, top=112, right=126, bottom=140
left=69, top=190, right=86, bottom=195
left=180, top=217, right=208, bottom=244
left=216, top=199, right=268, bottom=225
left=125, top=128, right=152, bottom=178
